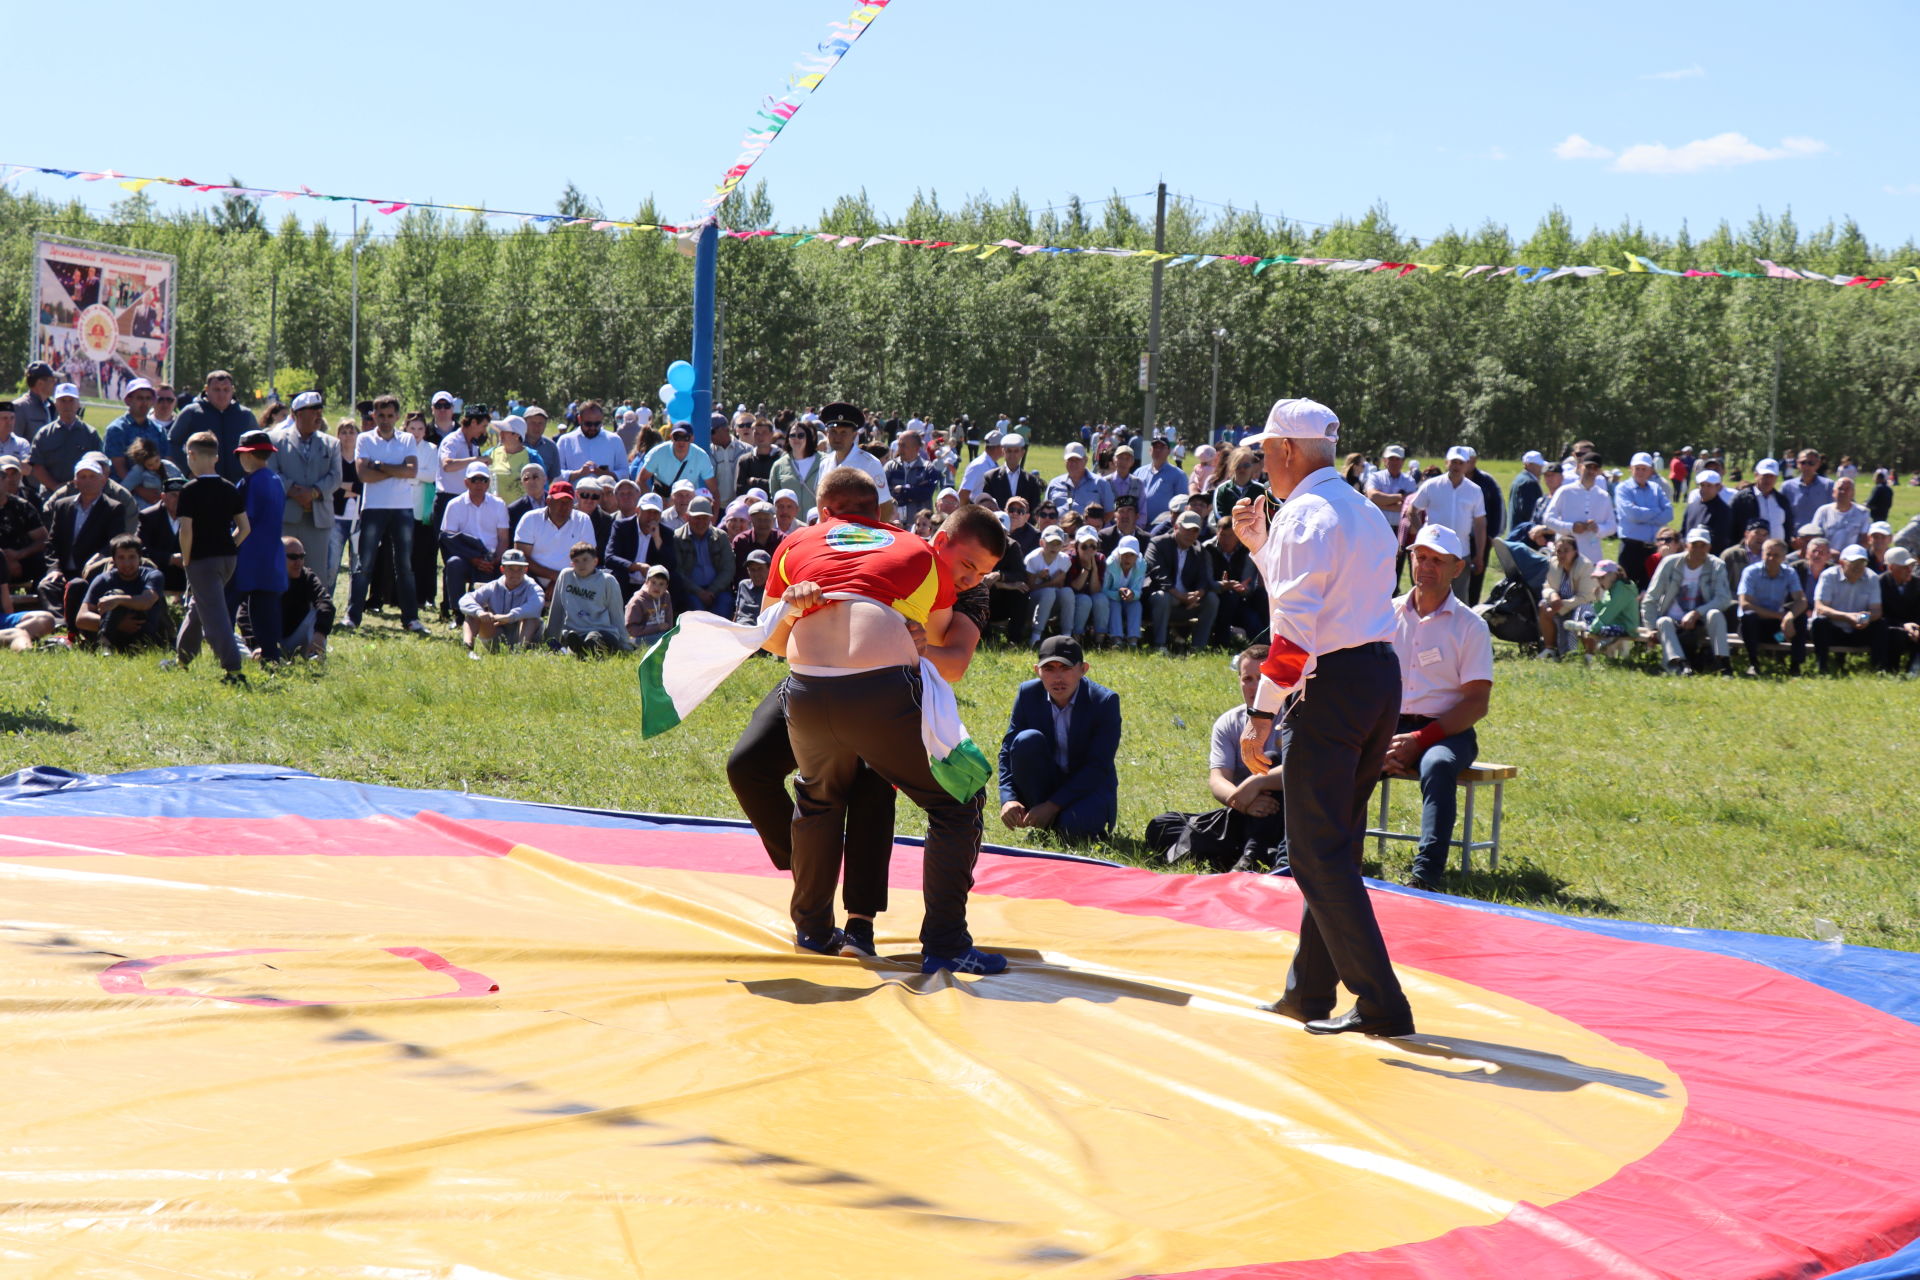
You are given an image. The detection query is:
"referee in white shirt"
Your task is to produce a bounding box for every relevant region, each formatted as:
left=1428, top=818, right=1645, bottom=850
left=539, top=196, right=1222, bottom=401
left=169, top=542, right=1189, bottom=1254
left=1382, top=524, right=1493, bottom=892
left=1233, top=397, right=1414, bottom=1038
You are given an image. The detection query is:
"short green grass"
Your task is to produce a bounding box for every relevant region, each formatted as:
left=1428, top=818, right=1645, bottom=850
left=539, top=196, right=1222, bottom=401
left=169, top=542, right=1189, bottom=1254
left=2, top=607, right=1915, bottom=952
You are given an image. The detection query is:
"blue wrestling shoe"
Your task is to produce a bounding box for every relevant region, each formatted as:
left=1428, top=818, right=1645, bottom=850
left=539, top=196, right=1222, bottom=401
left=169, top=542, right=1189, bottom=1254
left=839, top=918, right=878, bottom=958
left=795, top=928, right=853, bottom=956
left=920, top=947, right=1008, bottom=976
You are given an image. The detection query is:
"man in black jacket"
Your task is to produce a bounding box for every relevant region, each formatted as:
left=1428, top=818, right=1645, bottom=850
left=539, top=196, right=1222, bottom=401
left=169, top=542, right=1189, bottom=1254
left=137, top=477, right=186, bottom=595
left=603, top=489, right=678, bottom=603
left=166, top=370, right=257, bottom=480
left=40, top=457, right=129, bottom=631
left=1681, top=469, right=1737, bottom=554
left=1146, top=511, right=1220, bottom=652
left=980, top=433, right=1044, bottom=510
left=1728, top=459, right=1792, bottom=544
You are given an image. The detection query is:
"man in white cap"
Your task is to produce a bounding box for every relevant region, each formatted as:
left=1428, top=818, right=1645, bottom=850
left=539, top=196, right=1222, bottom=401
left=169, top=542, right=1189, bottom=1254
left=981, top=433, right=1044, bottom=509
left=1811, top=544, right=1885, bottom=673
left=1544, top=452, right=1616, bottom=568
left=101, top=378, right=167, bottom=480
left=1383, top=523, right=1493, bottom=892
left=1406, top=446, right=1486, bottom=604
left=439, top=461, right=511, bottom=614
left=1879, top=547, right=1920, bottom=674
left=1612, top=451, right=1674, bottom=590
left=1680, top=467, right=1736, bottom=554
left=1232, top=396, right=1414, bottom=1038
left=1641, top=527, right=1734, bottom=676
left=29, top=383, right=104, bottom=491
left=265, top=390, right=343, bottom=576
left=1046, top=442, right=1114, bottom=517
left=1363, top=445, right=1417, bottom=584
left=1730, top=458, right=1790, bottom=543
left=1507, top=451, right=1548, bottom=533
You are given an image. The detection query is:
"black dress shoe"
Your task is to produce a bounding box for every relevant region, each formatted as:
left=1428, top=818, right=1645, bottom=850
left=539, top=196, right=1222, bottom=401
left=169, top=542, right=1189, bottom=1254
left=1305, top=1008, right=1417, bottom=1037
left=1405, top=875, right=1444, bottom=892
left=1259, top=998, right=1333, bottom=1024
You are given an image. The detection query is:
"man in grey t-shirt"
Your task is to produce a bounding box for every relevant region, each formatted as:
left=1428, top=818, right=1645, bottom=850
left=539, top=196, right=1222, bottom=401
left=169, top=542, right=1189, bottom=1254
left=1148, top=647, right=1288, bottom=873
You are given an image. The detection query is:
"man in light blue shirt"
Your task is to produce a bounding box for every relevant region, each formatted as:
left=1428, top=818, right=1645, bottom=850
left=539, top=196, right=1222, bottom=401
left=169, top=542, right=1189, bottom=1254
left=1782, top=450, right=1834, bottom=530
left=1735, top=539, right=1806, bottom=675
left=554, top=401, right=630, bottom=484
left=1045, top=443, right=1113, bottom=515
left=1811, top=545, right=1886, bottom=672
left=635, top=423, right=715, bottom=496
left=1138, top=435, right=1185, bottom=525
left=1612, top=452, right=1673, bottom=589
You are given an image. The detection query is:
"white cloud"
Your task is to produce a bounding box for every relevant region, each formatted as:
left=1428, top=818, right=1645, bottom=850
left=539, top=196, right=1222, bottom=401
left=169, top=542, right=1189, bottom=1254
left=1554, top=134, right=1615, bottom=161
left=1885, top=183, right=1920, bottom=196
left=1610, top=133, right=1827, bottom=174
left=1641, top=65, right=1706, bottom=80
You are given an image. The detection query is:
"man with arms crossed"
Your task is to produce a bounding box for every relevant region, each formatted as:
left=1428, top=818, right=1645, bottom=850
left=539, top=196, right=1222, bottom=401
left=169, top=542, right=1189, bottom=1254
left=759, top=468, right=1007, bottom=974
left=1233, top=397, right=1413, bottom=1038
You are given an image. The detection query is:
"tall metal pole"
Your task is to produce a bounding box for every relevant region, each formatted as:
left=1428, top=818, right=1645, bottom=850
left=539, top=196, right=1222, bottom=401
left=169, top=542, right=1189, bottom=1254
left=349, top=204, right=360, bottom=407
left=1209, top=327, right=1226, bottom=441
left=714, top=299, right=727, bottom=417
left=1768, top=334, right=1781, bottom=463
left=691, top=221, right=719, bottom=451
left=267, top=269, right=279, bottom=400
left=1142, top=181, right=1167, bottom=439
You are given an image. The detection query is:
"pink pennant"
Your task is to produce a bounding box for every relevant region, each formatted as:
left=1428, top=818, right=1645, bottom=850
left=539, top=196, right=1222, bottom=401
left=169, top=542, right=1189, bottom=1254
left=375, top=202, right=408, bottom=215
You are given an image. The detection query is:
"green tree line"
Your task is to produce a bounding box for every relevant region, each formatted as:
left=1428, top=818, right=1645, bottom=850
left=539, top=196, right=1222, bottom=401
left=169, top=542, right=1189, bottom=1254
left=3, top=183, right=1916, bottom=466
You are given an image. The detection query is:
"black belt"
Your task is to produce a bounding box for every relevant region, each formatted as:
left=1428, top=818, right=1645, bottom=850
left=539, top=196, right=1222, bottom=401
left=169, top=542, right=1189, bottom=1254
left=1398, top=713, right=1436, bottom=729
left=1327, top=641, right=1396, bottom=660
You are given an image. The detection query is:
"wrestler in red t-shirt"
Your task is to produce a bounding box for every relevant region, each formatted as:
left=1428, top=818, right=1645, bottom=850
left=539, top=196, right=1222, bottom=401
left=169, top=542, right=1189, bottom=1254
left=767, top=514, right=956, bottom=626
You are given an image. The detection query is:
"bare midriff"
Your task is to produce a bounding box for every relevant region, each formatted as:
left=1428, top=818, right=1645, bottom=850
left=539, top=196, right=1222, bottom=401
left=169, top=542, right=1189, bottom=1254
left=787, top=598, right=917, bottom=670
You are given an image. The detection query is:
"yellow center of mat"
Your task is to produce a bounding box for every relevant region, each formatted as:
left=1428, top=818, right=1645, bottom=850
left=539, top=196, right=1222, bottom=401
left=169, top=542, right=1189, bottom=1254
left=0, top=849, right=1685, bottom=1278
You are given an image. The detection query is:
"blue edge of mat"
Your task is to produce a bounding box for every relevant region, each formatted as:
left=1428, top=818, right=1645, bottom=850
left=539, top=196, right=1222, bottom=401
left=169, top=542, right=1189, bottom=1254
left=2, top=763, right=1914, bottom=1280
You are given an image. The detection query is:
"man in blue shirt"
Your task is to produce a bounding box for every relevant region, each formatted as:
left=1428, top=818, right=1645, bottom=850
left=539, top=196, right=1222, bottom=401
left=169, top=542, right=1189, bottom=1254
left=555, top=400, right=630, bottom=485
left=1735, top=539, right=1806, bottom=676
left=634, top=422, right=715, bottom=496
left=1045, top=443, right=1114, bottom=516
left=1508, top=452, right=1546, bottom=533
left=100, top=379, right=169, bottom=481
left=1782, top=450, right=1834, bottom=531
left=998, top=635, right=1122, bottom=841
left=1138, top=435, right=1185, bottom=526
left=1613, top=452, right=1675, bottom=589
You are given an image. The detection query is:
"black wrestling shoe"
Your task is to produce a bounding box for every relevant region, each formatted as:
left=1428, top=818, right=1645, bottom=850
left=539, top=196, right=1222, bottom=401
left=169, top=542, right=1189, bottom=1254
left=794, top=929, right=852, bottom=956
left=839, top=919, right=878, bottom=958
left=1305, top=1009, right=1417, bottom=1038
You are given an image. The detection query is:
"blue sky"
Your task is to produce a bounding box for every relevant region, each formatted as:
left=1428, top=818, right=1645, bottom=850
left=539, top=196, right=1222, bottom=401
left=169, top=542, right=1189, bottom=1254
left=9, top=0, right=1917, bottom=253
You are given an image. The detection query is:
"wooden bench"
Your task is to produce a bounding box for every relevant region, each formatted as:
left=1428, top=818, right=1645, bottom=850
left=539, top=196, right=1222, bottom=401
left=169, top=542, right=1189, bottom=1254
left=1368, top=762, right=1519, bottom=873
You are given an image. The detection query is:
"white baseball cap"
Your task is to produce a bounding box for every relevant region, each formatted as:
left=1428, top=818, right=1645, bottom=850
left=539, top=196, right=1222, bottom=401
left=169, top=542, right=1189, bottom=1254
left=1000, top=433, right=1026, bottom=449
left=1839, top=544, right=1869, bottom=562
left=1412, top=523, right=1468, bottom=559
left=639, top=493, right=664, bottom=512
left=1755, top=458, right=1782, bottom=477
left=431, top=390, right=454, bottom=406
left=290, top=390, right=324, bottom=412
left=1074, top=526, right=1100, bottom=544
left=1870, top=521, right=1893, bottom=536
left=1684, top=527, right=1712, bottom=545
left=1063, top=442, right=1087, bottom=459
left=1241, top=397, right=1340, bottom=446
left=1522, top=450, right=1547, bottom=466
left=497, top=415, right=526, bottom=437
left=123, top=378, right=154, bottom=400
left=1114, top=535, right=1141, bottom=555
left=671, top=478, right=697, bottom=495
left=1041, top=524, right=1066, bottom=543
left=1696, top=470, right=1722, bottom=486
left=1887, top=547, right=1915, bottom=567
left=1445, top=446, right=1473, bottom=463
left=1382, top=445, right=1406, bottom=459
left=1631, top=452, right=1655, bottom=469
left=74, top=455, right=108, bottom=477
left=773, top=488, right=799, bottom=505
left=464, top=462, right=492, bottom=482
left=54, top=382, right=80, bottom=400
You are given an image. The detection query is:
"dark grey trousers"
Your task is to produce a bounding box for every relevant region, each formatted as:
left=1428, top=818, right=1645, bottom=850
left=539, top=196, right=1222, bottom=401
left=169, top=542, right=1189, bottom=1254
left=1278, top=642, right=1411, bottom=1021
left=784, top=666, right=984, bottom=957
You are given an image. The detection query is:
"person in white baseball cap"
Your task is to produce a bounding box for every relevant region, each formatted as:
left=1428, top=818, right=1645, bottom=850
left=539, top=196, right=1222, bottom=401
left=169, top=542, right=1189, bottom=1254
left=1505, top=450, right=1549, bottom=537
left=265, top=388, right=344, bottom=572
left=1232, top=395, right=1414, bottom=1037
left=1613, top=450, right=1673, bottom=588
left=1730, top=456, right=1790, bottom=544
left=1383, top=520, right=1493, bottom=891
left=1881, top=546, right=1920, bottom=674
left=1641, top=526, right=1734, bottom=675
left=1680, top=468, right=1736, bottom=554
left=1406, top=442, right=1487, bottom=601
left=101, top=378, right=165, bottom=481
left=1810, top=542, right=1886, bottom=672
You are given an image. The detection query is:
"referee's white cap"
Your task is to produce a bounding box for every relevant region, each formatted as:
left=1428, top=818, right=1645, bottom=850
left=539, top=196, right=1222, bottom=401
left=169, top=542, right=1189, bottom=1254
left=1412, top=523, right=1468, bottom=560
left=1241, top=397, right=1339, bottom=446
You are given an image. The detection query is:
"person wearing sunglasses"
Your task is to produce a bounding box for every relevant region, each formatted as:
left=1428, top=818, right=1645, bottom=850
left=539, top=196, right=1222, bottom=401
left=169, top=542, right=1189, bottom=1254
left=768, top=415, right=824, bottom=517
left=270, top=536, right=333, bottom=660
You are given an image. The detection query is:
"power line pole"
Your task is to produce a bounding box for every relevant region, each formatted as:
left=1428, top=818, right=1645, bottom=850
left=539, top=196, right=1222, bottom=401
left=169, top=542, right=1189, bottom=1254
left=1142, top=181, right=1166, bottom=438
left=1769, top=335, right=1781, bottom=463
left=1209, top=326, right=1227, bottom=442
left=349, top=204, right=360, bottom=408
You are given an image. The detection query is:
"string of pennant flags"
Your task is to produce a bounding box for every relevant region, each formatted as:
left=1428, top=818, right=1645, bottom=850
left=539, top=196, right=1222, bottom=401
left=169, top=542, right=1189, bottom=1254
left=4, top=162, right=1915, bottom=290
left=702, top=0, right=890, bottom=212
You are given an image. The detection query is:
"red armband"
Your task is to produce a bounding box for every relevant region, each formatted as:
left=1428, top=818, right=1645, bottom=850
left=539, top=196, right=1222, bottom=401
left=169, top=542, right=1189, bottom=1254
left=1259, top=635, right=1309, bottom=689
left=1412, top=722, right=1448, bottom=752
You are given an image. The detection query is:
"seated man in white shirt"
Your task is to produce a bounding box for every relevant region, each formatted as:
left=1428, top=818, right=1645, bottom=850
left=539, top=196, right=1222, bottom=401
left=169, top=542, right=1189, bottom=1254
left=1381, top=525, right=1493, bottom=891
left=512, top=479, right=595, bottom=597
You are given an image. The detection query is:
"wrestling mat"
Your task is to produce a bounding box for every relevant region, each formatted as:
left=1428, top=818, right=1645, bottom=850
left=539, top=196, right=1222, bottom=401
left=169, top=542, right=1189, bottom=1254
left=1, top=765, right=1916, bottom=1280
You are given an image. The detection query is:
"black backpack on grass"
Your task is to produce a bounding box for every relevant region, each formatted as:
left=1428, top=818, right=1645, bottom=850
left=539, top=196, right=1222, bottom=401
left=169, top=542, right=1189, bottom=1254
left=1481, top=577, right=1540, bottom=646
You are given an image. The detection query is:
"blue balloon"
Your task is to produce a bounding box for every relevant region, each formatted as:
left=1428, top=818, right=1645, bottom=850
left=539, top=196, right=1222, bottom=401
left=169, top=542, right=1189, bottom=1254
left=667, top=391, right=694, bottom=422
left=666, top=360, right=696, bottom=394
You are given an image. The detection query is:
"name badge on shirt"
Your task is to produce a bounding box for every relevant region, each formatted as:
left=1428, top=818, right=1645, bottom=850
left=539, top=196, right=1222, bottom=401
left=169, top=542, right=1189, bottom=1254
left=1418, top=647, right=1444, bottom=668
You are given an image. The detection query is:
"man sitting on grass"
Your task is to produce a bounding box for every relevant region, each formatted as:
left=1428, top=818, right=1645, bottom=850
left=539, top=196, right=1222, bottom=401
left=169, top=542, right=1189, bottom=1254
left=458, top=548, right=544, bottom=657
left=75, top=534, right=168, bottom=654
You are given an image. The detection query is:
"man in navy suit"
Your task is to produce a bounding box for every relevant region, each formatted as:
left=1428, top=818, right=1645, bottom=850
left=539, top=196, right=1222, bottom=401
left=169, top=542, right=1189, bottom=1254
left=997, top=634, right=1122, bottom=841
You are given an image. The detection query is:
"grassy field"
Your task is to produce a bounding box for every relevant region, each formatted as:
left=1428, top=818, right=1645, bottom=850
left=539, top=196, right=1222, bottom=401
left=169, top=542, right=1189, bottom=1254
left=3, top=437, right=1913, bottom=953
